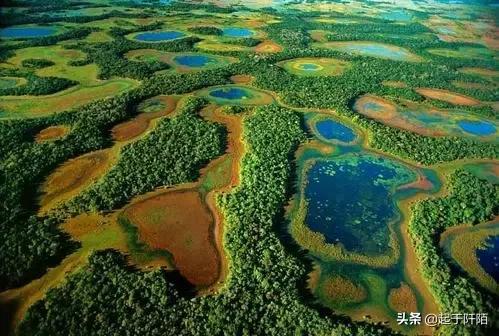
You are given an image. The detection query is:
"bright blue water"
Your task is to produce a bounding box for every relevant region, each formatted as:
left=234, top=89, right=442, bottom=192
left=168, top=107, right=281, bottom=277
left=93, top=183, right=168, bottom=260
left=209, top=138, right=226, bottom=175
left=134, top=31, right=184, bottom=42
left=476, top=235, right=499, bottom=282
left=222, top=27, right=253, bottom=38
left=315, top=119, right=356, bottom=143
left=304, top=155, right=414, bottom=254
left=174, top=54, right=214, bottom=67
left=458, top=120, right=496, bottom=136
left=300, top=63, right=321, bottom=71
left=210, top=87, right=249, bottom=100
left=0, top=26, right=57, bottom=38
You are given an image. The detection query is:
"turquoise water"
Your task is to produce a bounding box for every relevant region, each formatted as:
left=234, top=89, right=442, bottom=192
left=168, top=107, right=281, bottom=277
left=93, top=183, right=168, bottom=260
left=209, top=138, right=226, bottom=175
left=363, top=101, right=384, bottom=112
left=300, top=63, right=321, bottom=71
left=435, top=27, right=455, bottom=35
left=222, top=27, right=253, bottom=38
left=476, top=235, right=499, bottom=282
left=339, top=43, right=413, bottom=61
left=315, top=119, right=356, bottom=143
left=382, top=10, right=412, bottom=22
left=0, top=26, right=57, bottom=38
left=174, top=54, right=214, bottom=67
left=210, top=87, right=249, bottom=100
left=458, top=120, right=496, bottom=136
left=304, top=154, right=415, bottom=254
left=135, top=31, right=184, bottom=42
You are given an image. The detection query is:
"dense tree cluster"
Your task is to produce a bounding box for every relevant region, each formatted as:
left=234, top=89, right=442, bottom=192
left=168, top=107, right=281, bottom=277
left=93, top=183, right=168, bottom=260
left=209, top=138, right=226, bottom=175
left=410, top=170, right=499, bottom=334
left=0, top=69, right=230, bottom=289
left=60, top=97, right=226, bottom=214
left=20, top=58, right=55, bottom=69
left=17, top=106, right=392, bottom=336
left=0, top=73, right=77, bottom=96
left=187, top=26, right=223, bottom=35
left=0, top=2, right=498, bottom=335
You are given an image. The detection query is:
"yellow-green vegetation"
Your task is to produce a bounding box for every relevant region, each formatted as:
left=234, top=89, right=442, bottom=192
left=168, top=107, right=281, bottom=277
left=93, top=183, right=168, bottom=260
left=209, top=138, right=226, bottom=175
left=4, top=45, right=96, bottom=85
left=0, top=79, right=138, bottom=117
left=196, top=40, right=249, bottom=52
left=0, top=76, right=27, bottom=89
left=439, top=221, right=499, bottom=294
left=278, top=57, right=351, bottom=77
left=427, top=47, right=495, bottom=60
left=85, top=31, right=113, bottom=43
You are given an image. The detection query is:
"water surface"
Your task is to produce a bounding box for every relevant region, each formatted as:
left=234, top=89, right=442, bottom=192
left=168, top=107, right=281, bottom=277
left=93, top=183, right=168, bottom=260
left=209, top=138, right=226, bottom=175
left=0, top=26, right=57, bottom=38
left=458, top=120, right=496, bottom=136
left=174, top=54, right=215, bottom=67
left=476, top=235, right=499, bottom=283
left=304, top=154, right=415, bottom=255
left=222, top=27, right=253, bottom=38
left=134, top=31, right=185, bottom=42
left=315, top=119, right=356, bottom=143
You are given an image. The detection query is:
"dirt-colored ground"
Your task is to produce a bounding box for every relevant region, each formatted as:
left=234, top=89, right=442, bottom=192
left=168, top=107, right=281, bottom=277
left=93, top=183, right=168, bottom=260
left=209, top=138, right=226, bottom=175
left=255, top=40, right=283, bottom=53
left=452, top=81, right=490, bottom=90
left=123, top=190, right=219, bottom=287
left=354, top=95, right=447, bottom=137
left=460, top=67, right=499, bottom=78
left=111, top=96, right=178, bottom=142
left=199, top=106, right=244, bottom=293
left=35, top=125, right=69, bottom=142
left=39, top=149, right=115, bottom=213
left=230, top=74, right=254, bottom=84
left=322, top=276, right=367, bottom=305
left=397, top=173, right=434, bottom=191
left=416, top=88, right=481, bottom=106
left=388, top=282, right=418, bottom=313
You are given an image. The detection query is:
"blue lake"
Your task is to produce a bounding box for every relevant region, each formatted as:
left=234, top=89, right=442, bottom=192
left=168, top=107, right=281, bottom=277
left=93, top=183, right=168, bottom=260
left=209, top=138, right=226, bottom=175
left=0, top=26, right=57, bottom=39
left=458, top=120, right=496, bottom=136
left=315, top=119, right=356, bottom=143
left=304, top=155, right=415, bottom=254
left=134, top=31, right=185, bottom=42
left=174, top=54, right=215, bottom=67
left=222, top=27, right=253, bottom=38
left=210, top=87, right=249, bottom=100
left=476, top=235, right=499, bottom=282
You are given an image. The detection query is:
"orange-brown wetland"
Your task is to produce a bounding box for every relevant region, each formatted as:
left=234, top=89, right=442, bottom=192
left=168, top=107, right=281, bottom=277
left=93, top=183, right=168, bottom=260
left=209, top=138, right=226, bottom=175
left=388, top=282, right=418, bottom=313
left=416, top=88, right=481, bottom=106
left=255, top=40, right=283, bottom=53
left=35, top=125, right=69, bottom=142
left=123, top=190, right=219, bottom=287
left=111, top=96, right=178, bottom=142
left=38, top=149, right=116, bottom=214
left=230, top=74, right=254, bottom=84
left=120, top=104, right=244, bottom=290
